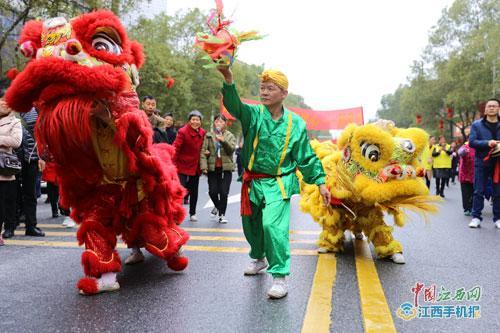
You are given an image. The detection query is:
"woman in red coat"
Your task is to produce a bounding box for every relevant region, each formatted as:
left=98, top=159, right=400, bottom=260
left=174, top=110, right=206, bottom=221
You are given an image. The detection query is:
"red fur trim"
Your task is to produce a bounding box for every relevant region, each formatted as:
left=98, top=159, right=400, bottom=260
left=77, top=277, right=99, bottom=295
left=6, top=68, right=19, bottom=81
left=81, top=249, right=121, bottom=277
left=5, top=57, right=127, bottom=113
left=167, top=256, right=189, bottom=271
left=19, top=20, right=43, bottom=48
left=77, top=220, right=117, bottom=247
left=129, top=41, right=144, bottom=68
left=36, top=98, right=94, bottom=165
left=71, top=10, right=135, bottom=66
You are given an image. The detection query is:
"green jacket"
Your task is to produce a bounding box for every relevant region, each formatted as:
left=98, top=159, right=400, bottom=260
left=222, top=82, right=325, bottom=203
left=199, top=129, right=236, bottom=172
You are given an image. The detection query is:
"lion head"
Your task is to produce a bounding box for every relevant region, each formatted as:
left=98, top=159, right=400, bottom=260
left=335, top=120, right=429, bottom=204
left=5, top=10, right=144, bottom=114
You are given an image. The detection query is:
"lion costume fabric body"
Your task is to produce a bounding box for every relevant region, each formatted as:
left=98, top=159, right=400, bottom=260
left=5, top=10, right=189, bottom=294
left=300, top=120, right=439, bottom=260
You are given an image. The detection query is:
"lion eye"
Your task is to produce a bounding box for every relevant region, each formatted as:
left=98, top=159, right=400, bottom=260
left=360, top=142, right=380, bottom=162
left=400, top=139, right=416, bottom=153
left=92, top=32, right=121, bottom=54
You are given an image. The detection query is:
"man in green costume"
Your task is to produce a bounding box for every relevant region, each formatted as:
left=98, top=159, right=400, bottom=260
left=217, top=67, right=331, bottom=299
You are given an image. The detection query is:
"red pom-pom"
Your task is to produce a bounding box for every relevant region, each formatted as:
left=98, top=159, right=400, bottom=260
left=65, top=39, right=82, bottom=55
left=77, top=277, right=99, bottom=295
left=6, top=68, right=19, bottom=81
left=167, top=256, right=188, bottom=271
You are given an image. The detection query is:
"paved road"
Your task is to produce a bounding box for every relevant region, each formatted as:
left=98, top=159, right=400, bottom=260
left=1, top=176, right=498, bottom=332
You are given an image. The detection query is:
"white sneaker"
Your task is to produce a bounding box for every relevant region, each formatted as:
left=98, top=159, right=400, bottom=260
left=190, top=215, right=198, bottom=222
left=469, top=218, right=481, bottom=228
left=495, top=220, right=500, bottom=229
left=124, top=249, right=145, bottom=265
left=317, top=247, right=329, bottom=254
left=61, top=216, right=76, bottom=228
left=79, top=273, right=120, bottom=295
left=210, top=208, right=218, bottom=219
left=244, top=258, right=268, bottom=275
left=218, top=215, right=228, bottom=224
left=390, top=252, right=406, bottom=264
left=267, top=277, right=288, bottom=299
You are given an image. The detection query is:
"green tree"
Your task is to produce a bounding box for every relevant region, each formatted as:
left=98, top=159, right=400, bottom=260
left=378, top=0, right=499, bottom=141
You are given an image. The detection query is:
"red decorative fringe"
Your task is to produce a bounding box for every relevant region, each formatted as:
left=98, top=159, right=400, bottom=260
left=77, top=277, right=99, bottom=295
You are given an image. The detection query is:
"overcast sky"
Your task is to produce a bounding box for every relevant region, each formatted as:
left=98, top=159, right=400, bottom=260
left=136, top=0, right=455, bottom=122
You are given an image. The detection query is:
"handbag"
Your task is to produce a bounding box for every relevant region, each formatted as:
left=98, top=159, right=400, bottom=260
left=0, top=151, right=22, bottom=176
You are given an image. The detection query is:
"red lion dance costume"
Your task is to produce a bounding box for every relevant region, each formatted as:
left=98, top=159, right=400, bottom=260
left=5, top=10, right=189, bottom=295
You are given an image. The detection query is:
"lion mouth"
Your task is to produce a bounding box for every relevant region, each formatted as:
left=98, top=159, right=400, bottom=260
left=5, top=57, right=128, bottom=113
left=377, top=164, right=424, bottom=183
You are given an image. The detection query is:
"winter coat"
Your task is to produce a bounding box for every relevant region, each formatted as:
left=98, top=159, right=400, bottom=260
left=0, top=103, right=22, bottom=181
left=153, top=127, right=177, bottom=145
left=199, top=129, right=236, bottom=172
left=173, top=124, right=206, bottom=176
left=458, top=142, right=475, bottom=183
left=18, top=107, right=39, bottom=163
left=469, top=117, right=500, bottom=165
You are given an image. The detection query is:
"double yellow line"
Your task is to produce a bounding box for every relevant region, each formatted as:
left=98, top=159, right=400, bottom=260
left=301, top=238, right=396, bottom=333
left=6, top=224, right=396, bottom=332
left=5, top=224, right=319, bottom=256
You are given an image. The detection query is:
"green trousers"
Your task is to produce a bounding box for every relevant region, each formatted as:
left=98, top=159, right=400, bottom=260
left=242, top=197, right=291, bottom=277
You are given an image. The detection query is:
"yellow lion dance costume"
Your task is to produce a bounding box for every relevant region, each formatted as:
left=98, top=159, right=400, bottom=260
left=300, top=120, right=440, bottom=264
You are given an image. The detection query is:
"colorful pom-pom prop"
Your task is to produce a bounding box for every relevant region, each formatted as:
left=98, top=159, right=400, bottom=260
left=194, top=0, right=263, bottom=67
left=165, top=76, right=175, bottom=89
left=19, top=41, right=37, bottom=58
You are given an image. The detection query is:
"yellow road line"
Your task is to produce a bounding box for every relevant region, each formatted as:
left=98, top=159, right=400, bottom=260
left=301, top=254, right=337, bottom=333
left=4, top=239, right=318, bottom=256
left=354, top=239, right=396, bottom=333
left=32, top=231, right=316, bottom=244
left=32, top=224, right=320, bottom=235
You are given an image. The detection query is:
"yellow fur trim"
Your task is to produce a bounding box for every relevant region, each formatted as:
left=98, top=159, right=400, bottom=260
left=367, top=225, right=393, bottom=242
left=374, top=240, right=403, bottom=257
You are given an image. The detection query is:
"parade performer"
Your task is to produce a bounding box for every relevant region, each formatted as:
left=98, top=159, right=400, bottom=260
left=5, top=10, right=189, bottom=295
left=300, top=120, right=441, bottom=264
left=217, top=66, right=331, bottom=299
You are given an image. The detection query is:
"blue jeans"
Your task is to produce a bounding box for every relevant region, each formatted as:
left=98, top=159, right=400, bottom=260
left=472, top=163, right=500, bottom=221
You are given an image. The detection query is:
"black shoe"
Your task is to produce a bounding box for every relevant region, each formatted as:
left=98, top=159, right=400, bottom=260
left=52, top=212, right=60, bottom=218
left=25, top=227, right=45, bottom=237
left=2, top=229, right=15, bottom=239
left=439, top=193, right=445, bottom=198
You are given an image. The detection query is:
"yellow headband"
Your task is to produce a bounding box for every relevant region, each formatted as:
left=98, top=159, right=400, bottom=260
left=259, top=70, right=288, bottom=90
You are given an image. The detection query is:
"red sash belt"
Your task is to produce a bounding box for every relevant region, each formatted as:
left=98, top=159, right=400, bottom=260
left=241, top=170, right=274, bottom=216
left=483, top=149, right=500, bottom=183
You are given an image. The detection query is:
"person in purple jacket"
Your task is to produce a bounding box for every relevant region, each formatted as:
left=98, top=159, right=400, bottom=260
left=458, top=138, right=475, bottom=216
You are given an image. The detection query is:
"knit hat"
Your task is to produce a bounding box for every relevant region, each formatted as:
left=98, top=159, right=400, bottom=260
left=188, top=110, right=203, bottom=120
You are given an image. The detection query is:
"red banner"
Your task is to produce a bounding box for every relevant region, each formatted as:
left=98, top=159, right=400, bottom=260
left=220, top=97, right=364, bottom=130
